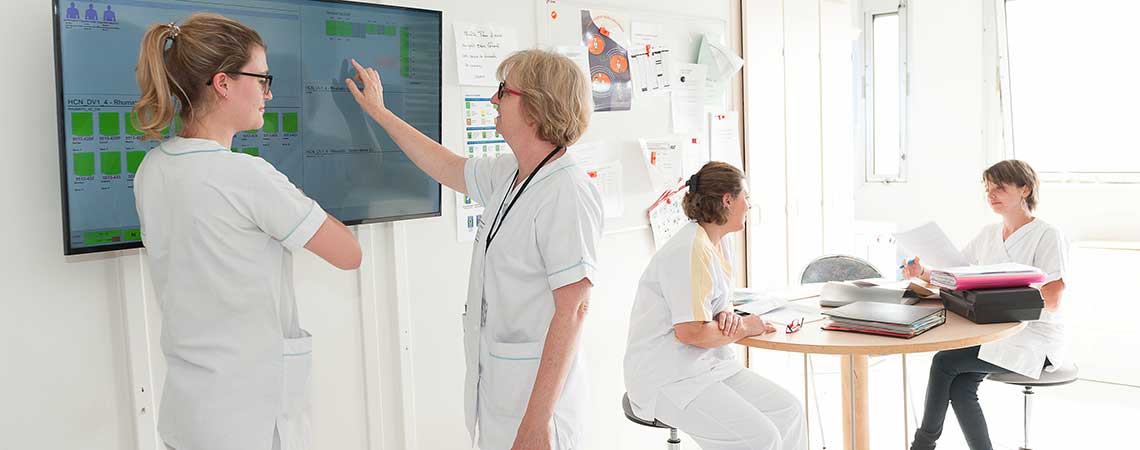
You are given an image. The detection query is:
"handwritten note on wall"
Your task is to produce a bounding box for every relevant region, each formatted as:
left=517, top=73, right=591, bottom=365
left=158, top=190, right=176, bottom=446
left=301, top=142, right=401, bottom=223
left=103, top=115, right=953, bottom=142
left=454, top=23, right=519, bottom=86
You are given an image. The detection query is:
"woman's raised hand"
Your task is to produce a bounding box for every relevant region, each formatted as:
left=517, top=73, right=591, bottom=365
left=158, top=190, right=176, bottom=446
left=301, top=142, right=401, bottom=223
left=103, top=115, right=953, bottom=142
left=345, top=58, right=387, bottom=118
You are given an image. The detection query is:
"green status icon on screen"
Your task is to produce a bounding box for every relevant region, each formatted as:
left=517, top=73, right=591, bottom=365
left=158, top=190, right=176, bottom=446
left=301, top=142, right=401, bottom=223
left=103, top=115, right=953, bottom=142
left=74, top=152, right=95, bottom=176
left=125, top=112, right=144, bottom=136
left=283, top=112, right=298, bottom=133
left=72, top=112, right=93, bottom=137
left=101, top=152, right=122, bottom=175
left=263, top=112, right=279, bottom=133
left=83, top=230, right=122, bottom=245
left=99, top=112, right=120, bottom=136
left=127, top=151, right=146, bottom=174
left=241, top=147, right=259, bottom=157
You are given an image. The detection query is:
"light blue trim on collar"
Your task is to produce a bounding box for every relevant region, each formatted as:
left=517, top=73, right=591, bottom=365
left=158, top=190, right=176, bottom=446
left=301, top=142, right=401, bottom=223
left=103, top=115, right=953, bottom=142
left=526, top=153, right=583, bottom=188
left=158, top=137, right=229, bottom=156
left=159, top=146, right=228, bottom=156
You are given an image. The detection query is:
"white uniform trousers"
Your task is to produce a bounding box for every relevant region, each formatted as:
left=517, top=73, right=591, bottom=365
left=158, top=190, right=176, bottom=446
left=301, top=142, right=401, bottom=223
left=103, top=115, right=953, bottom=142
left=655, top=369, right=806, bottom=450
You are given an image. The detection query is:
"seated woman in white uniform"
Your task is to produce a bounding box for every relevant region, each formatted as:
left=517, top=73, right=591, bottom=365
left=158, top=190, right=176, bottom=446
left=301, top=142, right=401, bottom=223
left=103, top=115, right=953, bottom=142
left=902, top=160, right=1069, bottom=450
left=131, top=14, right=362, bottom=450
left=624, top=162, right=807, bottom=450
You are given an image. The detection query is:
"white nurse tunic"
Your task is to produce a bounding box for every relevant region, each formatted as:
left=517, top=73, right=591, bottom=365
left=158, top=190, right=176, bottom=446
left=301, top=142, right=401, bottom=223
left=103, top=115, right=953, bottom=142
left=962, top=218, right=1070, bottom=379
left=135, top=137, right=327, bottom=450
left=623, top=222, right=742, bottom=419
left=460, top=152, right=604, bottom=450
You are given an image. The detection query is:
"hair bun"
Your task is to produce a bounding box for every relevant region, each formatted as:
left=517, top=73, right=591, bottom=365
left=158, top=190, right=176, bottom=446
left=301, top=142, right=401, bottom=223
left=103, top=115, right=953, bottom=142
left=685, top=173, right=700, bottom=192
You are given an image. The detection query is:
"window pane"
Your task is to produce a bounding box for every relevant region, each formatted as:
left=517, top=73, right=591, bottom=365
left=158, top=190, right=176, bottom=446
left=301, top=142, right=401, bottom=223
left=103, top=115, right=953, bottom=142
left=1006, top=0, right=1140, bottom=173
left=873, top=13, right=901, bottom=177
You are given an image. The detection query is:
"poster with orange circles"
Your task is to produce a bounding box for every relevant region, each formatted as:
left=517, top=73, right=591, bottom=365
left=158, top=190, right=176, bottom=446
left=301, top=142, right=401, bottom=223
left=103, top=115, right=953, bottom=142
left=580, top=10, right=632, bottom=112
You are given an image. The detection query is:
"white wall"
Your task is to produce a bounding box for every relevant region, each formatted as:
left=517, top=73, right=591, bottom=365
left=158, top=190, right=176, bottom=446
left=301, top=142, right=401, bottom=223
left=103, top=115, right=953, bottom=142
left=744, top=0, right=856, bottom=287
left=1, top=2, right=135, bottom=448
left=0, top=1, right=741, bottom=449
left=854, top=0, right=990, bottom=246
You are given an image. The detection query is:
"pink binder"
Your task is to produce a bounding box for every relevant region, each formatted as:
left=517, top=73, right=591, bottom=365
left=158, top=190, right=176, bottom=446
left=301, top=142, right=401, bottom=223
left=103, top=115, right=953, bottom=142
left=932, top=272, right=1045, bottom=290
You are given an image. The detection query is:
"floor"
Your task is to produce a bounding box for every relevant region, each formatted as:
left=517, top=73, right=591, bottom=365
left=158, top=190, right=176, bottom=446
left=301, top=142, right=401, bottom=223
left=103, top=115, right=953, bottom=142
left=739, top=350, right=1138, bottom=450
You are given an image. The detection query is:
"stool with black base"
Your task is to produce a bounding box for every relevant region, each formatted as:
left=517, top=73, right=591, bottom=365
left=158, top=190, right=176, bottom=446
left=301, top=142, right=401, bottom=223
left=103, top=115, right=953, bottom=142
left=622, top=393, right=681, bottom=449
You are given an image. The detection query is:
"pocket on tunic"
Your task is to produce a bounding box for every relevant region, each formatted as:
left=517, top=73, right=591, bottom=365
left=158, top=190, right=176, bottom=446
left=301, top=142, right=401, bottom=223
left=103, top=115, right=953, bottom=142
left=279, top=330, right=313, bottom=450
left=484, top=340, right=544, bottom=418
left=282, top=330, right=313, bottom=412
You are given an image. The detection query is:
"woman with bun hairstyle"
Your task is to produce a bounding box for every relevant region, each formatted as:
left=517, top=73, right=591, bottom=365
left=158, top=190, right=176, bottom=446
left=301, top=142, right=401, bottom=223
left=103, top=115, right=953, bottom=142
left=623, top=162, right=806, bottom=450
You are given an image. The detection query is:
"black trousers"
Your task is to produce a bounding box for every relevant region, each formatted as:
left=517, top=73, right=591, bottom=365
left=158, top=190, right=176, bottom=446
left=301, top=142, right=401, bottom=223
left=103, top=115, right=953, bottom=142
left=911, top=346, right=1009, bottom=450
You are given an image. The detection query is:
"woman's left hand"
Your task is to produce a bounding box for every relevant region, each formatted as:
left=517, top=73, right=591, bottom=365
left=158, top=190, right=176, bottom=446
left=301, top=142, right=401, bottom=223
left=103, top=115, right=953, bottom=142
left=510, top=419, right=552, bottom=450
left=714, top=310, right=743, bottom=336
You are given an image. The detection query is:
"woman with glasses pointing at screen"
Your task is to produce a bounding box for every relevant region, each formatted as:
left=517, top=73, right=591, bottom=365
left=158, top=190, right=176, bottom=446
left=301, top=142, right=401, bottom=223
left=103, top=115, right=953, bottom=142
left=131, top=13, right=361, bottom=450
left=347, top=50, right=603, bottom=450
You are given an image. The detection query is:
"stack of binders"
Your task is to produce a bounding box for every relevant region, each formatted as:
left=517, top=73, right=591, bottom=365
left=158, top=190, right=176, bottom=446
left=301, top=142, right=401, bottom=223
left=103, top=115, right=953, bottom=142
left=931, top=263, right=1046, bottom=324
left=821, top=302, right=946, bottom=339
left=929, top=263, right=1044, bottom=290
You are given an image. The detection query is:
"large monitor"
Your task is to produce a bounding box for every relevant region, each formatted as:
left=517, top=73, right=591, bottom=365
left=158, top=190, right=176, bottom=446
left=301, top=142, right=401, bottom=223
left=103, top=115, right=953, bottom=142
left=53, top=0, right=442, bottom=255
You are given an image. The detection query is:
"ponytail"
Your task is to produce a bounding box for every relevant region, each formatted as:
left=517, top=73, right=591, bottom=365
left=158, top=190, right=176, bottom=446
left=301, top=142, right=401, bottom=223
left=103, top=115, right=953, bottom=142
left=133, top=23, right=179, bottom=141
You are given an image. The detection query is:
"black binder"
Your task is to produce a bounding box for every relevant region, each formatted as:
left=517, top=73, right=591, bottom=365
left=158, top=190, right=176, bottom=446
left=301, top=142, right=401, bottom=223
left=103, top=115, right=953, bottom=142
left=940, top=287, right=1044, bottom=324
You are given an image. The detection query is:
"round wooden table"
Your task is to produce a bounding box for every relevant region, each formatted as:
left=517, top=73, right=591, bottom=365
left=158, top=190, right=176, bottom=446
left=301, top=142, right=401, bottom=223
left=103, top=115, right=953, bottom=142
left=737, top=299, right=1025, bottom=450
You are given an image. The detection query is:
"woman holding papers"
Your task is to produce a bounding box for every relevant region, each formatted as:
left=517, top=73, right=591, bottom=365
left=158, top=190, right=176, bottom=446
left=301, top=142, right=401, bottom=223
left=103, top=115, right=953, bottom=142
left=624, top=162, right=806, bottom=450
left=348, top=50, right=603, bottom=450
left=902, top=160, right=1069, bottom=450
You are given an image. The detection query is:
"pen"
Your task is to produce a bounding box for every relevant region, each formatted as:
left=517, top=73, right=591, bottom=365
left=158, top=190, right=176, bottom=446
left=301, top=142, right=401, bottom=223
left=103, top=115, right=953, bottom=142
left=898, top=258, right=916, bottom=269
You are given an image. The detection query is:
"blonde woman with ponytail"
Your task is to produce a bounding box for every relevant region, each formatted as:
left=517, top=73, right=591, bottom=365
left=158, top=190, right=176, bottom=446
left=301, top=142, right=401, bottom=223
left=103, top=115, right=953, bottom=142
left=131, top=13, right=361, bottom=450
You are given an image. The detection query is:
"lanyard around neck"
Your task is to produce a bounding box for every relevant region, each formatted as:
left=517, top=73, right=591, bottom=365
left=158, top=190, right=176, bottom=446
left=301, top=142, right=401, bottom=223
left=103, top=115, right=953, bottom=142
left=485, top=146, right=563, bottom=252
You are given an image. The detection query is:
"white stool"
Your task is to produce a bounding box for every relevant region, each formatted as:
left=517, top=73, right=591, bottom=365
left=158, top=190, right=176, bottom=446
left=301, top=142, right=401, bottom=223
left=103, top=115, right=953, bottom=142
left=987, top=364, right=1079, bottom=450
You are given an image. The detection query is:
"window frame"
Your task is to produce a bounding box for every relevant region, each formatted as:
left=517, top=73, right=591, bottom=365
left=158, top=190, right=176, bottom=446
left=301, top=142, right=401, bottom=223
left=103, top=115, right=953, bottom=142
left=995, top=0, right=1140, bottom=184
left=861, top=0, right=909, bottom=183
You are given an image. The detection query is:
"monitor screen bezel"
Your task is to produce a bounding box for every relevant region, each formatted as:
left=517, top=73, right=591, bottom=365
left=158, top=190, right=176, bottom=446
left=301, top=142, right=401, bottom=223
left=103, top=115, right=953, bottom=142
left=53, top=0, right=444, bottom=255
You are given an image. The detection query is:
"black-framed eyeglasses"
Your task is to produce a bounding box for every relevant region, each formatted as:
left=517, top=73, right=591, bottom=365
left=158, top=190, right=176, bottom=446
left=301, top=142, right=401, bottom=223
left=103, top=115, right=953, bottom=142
left=496, top=81, right=522, bottom=100
left=206, top=71, right=273, bottom=93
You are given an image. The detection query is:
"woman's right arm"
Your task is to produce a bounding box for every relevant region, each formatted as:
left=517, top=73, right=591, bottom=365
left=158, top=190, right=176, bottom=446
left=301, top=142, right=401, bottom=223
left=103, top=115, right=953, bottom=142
left=674, top=314, right=774, bottom=349
left=344, top=59, right=468, bottom=194
left=304, top=215, right=362, bottom=270
left=902, top=257, right=932, bottom=282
